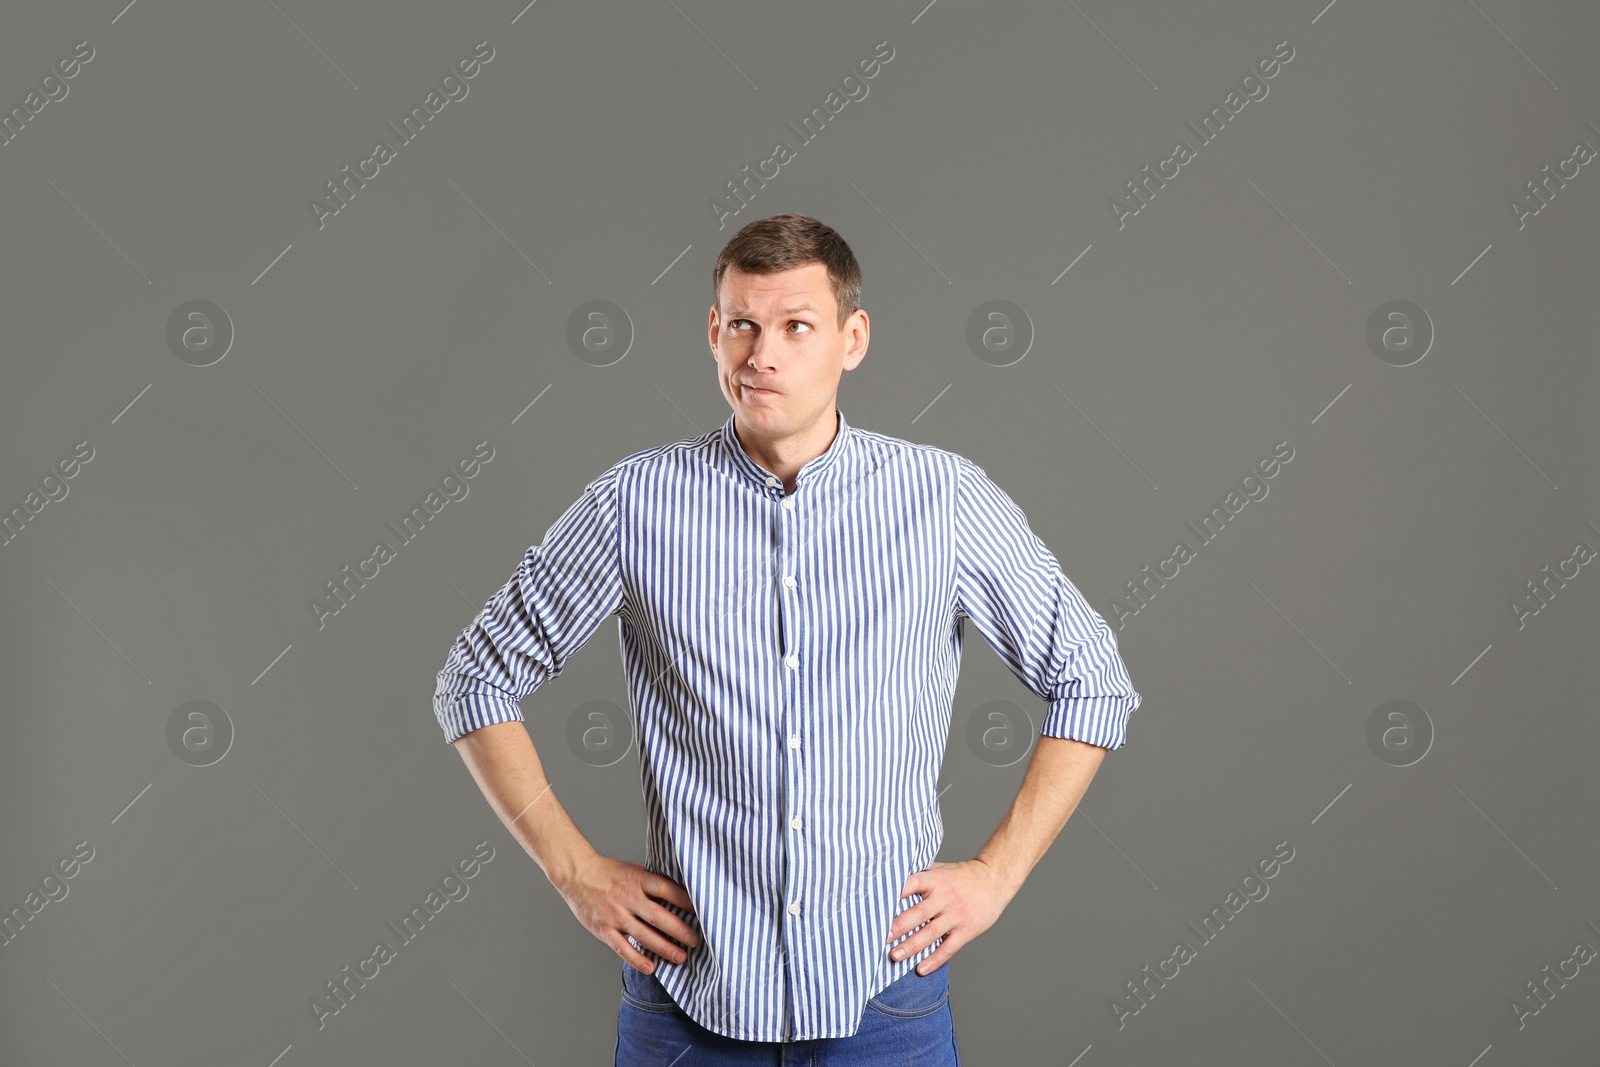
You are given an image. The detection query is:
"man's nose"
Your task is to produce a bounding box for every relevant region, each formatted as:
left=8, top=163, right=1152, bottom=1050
left=745, top=333, right=776, bottom=371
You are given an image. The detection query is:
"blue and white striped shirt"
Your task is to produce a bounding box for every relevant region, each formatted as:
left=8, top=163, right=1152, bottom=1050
left=432, top=405, right=1141, bottom=1041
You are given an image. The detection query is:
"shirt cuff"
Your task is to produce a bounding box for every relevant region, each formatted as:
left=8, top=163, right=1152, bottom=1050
left=434, top=692, right=525, bottom=745
left=1040, top=692, right=1142, bottom=751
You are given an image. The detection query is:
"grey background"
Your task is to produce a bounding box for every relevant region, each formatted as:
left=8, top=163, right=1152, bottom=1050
left=2, top=0, right=1596, bottom=1064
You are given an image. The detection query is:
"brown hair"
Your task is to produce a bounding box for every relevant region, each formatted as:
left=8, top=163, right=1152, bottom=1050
left=712, top=213, right=862, bottom=330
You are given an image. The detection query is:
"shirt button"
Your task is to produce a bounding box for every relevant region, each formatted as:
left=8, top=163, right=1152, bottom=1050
left=790, top=816, right=803, bottom=831
left=781, top=498, right=794, bottom=511
left=784, top=576, right=796, bottom=588
left=788, top=901, right=802, bottom=916
left=785, top=654, right=799, bottom=669
left=765, top=476, right=779, bottom=487
left=788, top=733, right=801, bottom=749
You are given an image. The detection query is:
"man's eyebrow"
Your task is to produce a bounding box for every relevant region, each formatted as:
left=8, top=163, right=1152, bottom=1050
left=725, top=304, right=819, bottom=317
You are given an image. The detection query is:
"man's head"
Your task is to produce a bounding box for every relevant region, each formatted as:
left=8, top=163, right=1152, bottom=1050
left=709, top=214, right=868, bottom=442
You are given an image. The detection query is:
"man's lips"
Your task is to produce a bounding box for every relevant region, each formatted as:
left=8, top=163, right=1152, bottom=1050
left=741, top=384, right=779, bottom=394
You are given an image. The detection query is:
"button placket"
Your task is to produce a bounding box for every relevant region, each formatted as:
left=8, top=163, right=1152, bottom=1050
left=778, top=484, right=807, bottom=978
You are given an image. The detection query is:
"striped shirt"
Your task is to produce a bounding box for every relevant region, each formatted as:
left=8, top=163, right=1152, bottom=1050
left=431, top=404, right=1141, bottom=1041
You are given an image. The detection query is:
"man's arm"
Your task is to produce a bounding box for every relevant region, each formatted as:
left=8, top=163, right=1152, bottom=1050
left=452, top=719, right=596, bottom=892
left=975, top=734, right=1106, bottom=895
left=946, top=455, right=1137, bottom=889
left=886, top=458, right=1142, bottom=972
left=432, top=471, right=626, bottom=744
left=451, top=720, right=702, bottom=972
left=949, top=455, right=1143, bottom=749
left=433, top=474, right=617, bottom=897
left=432, top=469, right=700, bottom=973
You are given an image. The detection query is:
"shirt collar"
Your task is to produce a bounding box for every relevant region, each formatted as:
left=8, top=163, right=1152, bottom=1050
left=718, top=405, right=852, bottom=495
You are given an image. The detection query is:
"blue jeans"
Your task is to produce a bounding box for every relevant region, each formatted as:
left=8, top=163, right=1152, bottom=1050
left=614, top=960, right=962, bottom=1066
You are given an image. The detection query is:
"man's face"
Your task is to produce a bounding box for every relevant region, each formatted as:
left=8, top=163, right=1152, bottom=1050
left=709, top=262, right=868, bottom=436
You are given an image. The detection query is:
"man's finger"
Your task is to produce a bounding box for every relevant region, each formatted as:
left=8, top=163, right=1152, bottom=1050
left=887, top=905, right=926, bottom=942
left=915, top=932, right=959, bottom=974
left=614, top=932, right=658, bottom=973
left=629, top=924, right=690, bottom=963
left=640, top=899, right=701, bottom=948
left=646, top=874, right=695, bottom=912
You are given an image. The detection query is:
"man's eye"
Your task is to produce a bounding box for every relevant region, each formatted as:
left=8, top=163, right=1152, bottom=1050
left=726, top=319, right=809, bottom=332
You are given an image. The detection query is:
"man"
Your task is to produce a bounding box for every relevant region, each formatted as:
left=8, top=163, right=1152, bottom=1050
left=432, top=213, right=1142, bottom=1065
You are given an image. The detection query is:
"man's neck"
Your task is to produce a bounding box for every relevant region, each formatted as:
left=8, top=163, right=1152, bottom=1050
left=734, top=406, right=839, bottom=493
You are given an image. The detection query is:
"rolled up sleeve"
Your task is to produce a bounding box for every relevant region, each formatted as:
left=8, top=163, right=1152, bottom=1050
left=953, top=456, right=1142, bottom=750
left=432, top=466, right=626, bottom=744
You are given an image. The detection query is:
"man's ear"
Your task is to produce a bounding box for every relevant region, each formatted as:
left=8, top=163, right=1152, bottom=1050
left=843, top=310, right=869, bottom=370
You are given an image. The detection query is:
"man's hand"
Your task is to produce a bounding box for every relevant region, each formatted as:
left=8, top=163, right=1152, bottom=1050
left=557, top=852, right=701, bottom=975
left=885, top=858, right=1018, bottom=974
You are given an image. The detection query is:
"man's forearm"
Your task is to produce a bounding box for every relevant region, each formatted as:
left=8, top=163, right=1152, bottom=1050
left=452, top=719, right=597, bottom=892
left=975, top=734, right=1108, bottom=893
